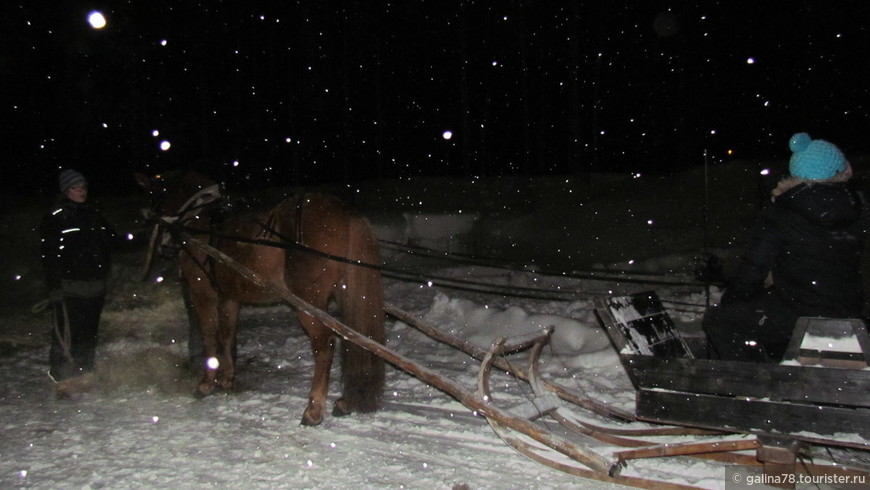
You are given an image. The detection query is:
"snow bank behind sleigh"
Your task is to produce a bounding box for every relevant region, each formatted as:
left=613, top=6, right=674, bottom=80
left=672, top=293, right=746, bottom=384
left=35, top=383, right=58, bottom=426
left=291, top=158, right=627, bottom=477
left=365, top=211, right=481, bottom=257
left=423, top=293, right=613, bottom=368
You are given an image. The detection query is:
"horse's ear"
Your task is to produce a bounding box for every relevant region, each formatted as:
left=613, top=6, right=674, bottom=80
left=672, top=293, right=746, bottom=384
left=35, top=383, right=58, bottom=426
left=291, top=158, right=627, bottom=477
left=133, top=172, right=151, bottom=191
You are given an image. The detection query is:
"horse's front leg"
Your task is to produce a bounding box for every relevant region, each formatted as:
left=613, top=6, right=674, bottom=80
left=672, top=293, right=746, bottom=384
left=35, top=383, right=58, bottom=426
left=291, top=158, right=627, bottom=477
left=215, top=299, right=240, bottom=390
left=193, top=297, right=221, bottom=398
left=298, top=314, right=336, bottom=426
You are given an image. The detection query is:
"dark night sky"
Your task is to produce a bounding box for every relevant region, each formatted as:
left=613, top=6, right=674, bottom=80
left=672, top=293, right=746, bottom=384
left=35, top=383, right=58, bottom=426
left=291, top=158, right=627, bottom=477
left=3, top=1, right=870, bottom=195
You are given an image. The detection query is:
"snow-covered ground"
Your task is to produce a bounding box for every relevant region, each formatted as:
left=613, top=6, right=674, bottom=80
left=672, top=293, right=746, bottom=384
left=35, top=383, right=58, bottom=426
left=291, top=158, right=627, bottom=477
left=2, top=164, right=868, bottom=489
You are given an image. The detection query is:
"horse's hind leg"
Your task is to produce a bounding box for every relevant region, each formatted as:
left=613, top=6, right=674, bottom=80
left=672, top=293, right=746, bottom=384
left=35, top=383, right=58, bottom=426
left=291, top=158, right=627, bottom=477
left=297, top=314, right=336, bottom=426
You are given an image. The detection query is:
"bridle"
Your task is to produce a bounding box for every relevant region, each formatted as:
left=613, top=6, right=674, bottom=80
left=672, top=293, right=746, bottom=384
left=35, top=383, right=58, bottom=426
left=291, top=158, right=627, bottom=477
left=140, top=181, right=223, bottom=280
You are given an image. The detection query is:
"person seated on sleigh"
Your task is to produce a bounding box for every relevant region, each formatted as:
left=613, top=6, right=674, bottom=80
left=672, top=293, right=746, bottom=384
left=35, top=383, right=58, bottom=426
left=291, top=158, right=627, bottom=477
left=703, top=132, right=865, bottom=362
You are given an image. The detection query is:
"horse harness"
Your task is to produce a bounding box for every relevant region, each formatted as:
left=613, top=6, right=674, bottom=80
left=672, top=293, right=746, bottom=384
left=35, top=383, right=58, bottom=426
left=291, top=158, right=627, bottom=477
left=146, top=183, right=308, bottom=292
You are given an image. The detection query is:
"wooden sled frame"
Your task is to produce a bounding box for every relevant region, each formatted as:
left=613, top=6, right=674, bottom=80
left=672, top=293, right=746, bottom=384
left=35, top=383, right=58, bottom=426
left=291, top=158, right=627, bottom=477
left=595, top=291, right=870, bottom=485
left=172, top=229, right=637, bottom=483
left=167, top=221, right=869, bottom=488
left=474, top=328, right=766, bottom=486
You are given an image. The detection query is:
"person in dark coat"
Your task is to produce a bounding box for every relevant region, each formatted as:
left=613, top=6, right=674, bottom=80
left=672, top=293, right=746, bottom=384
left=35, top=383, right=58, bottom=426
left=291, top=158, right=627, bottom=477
left=41, top=169, right=116, bottom=381
left=703, top=132, right=865, bottom=362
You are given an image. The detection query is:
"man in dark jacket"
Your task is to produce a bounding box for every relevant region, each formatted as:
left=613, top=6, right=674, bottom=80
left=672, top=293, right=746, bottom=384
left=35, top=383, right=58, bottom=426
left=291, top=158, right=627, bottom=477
left=41, top=169, right=116, bottom=381
left=704, top=132, right=865, bottom=362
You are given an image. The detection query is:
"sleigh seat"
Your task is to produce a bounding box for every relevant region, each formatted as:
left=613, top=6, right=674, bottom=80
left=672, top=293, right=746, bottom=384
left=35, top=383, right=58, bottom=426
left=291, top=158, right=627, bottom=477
left=595, top=291, right=870, bottom=486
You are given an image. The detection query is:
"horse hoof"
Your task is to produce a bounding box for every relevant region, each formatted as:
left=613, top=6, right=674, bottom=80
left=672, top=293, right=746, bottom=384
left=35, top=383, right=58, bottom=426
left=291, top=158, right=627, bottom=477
left=300, top=404, right=325, bottom=426
left=332, top=398, right=353, bottom=417
left=193, top=382, right=216, bottom=399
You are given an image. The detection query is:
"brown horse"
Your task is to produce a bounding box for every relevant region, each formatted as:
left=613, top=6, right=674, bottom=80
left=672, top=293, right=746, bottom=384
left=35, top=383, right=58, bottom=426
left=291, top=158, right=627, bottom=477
left=134, top=170, right=385, bottom=425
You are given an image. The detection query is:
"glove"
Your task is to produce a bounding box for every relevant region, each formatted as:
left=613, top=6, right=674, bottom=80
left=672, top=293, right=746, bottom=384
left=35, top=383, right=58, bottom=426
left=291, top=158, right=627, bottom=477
left=48, top=289, right=64, bottom=304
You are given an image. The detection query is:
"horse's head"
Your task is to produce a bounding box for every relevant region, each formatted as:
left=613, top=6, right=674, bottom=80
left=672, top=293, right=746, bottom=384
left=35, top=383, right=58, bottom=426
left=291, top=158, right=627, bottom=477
left=134, top=170, right=223, bottom=273
left=134, top=170, right=220, bottom=219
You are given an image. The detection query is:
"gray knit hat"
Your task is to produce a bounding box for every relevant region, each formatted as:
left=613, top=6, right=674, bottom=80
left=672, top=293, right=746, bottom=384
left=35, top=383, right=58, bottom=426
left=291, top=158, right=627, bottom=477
left=59, top=169, right=88, bottom=193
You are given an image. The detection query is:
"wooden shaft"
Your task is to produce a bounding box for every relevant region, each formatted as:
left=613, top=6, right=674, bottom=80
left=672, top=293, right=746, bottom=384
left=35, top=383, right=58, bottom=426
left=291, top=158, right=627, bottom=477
left=178, top=231, right=616, bottom=475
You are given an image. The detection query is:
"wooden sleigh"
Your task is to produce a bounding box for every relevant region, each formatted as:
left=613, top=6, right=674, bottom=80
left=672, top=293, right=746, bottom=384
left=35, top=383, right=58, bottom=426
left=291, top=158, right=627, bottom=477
left=170, top=222, right=869, bottom=488
left=595, top=291, right=870, bottom=485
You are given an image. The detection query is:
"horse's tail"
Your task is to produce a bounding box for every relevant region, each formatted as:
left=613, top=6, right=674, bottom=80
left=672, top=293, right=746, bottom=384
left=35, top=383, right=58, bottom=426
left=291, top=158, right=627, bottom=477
left=337, top=214, right=386, bottom=413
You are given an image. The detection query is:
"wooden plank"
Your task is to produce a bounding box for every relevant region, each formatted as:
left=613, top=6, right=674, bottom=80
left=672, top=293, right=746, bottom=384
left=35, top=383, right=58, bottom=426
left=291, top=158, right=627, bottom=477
left=795, top=350, right=866, bottom=370
left=624, top=356, right=870, bottom=408
left=613, top=439, right=759, bottom=463
left=635, top=390, right=870, bottom=439
left=595, top=292, right=693, bottom=359
left=783, top=317, right=870, bottom=368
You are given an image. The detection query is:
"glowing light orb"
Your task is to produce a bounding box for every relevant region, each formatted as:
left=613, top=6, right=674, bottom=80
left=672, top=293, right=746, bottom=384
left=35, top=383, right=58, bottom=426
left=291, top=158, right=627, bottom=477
left=159, top=140, right=171, bottom=151
left=87, top=11, right=106, bottom=29
left=442, top=130, right=453, bottom=140
left=152, top=129, right=160, bottom=137
left=760, top=168, right=770, bottom=176
left=206, top=357, right=220, bottom=370
left=746, top=57, right=755, bottom=64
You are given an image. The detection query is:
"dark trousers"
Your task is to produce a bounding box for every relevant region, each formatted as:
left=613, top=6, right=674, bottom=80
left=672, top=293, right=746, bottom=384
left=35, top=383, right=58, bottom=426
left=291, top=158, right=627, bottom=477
left=702, top=290, right=797, bottom=362
left=49, top=295, right=105, bottom=380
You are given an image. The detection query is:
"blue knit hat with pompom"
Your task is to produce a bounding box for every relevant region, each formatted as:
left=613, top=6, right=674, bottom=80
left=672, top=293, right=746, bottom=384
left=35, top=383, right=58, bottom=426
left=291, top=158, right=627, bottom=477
left=788, top=132, right=846, bottom=180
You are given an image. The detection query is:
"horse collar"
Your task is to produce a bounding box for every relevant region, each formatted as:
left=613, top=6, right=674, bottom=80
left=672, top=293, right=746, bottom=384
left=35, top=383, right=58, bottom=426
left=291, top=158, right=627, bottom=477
left=176, top=184, right=222, bottom=219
